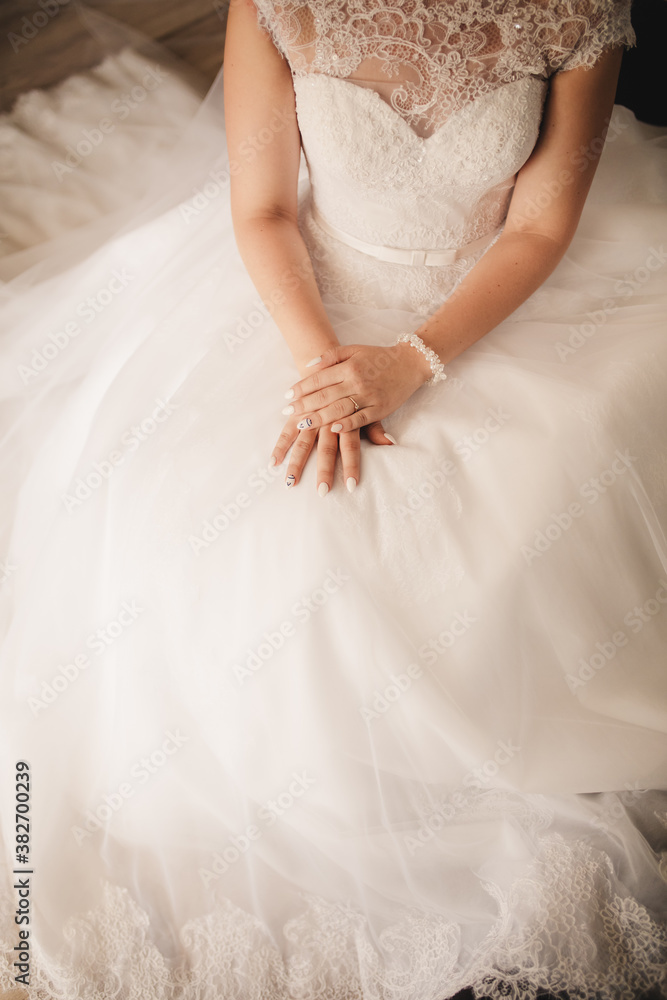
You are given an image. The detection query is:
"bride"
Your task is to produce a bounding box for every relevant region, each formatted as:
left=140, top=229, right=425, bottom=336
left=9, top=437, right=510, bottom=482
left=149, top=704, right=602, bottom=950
left=0, top=0, right=666, bottom=997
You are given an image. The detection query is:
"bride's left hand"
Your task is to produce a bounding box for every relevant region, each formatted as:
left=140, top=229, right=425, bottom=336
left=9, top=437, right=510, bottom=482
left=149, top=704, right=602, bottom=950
left=280, top=343, right=431, bottom=435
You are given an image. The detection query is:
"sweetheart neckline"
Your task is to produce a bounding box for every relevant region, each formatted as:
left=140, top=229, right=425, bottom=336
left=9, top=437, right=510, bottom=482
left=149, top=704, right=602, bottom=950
left=294, top=73, right=544, bottom=145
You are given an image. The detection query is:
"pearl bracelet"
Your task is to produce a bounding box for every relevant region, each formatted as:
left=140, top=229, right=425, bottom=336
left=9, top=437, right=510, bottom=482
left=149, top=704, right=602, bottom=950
left=396, top=333, right=447, bottom=386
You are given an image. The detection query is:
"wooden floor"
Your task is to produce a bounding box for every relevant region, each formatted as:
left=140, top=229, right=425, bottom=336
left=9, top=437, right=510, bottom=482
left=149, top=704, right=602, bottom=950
left=0, top=0, right=229, bottom=112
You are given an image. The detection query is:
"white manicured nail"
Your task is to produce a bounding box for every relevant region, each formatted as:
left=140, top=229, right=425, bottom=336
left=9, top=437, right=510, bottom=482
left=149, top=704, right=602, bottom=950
left=331, top=423, right=343, bottom=432
left=297, top=417, right=313, bottom=431
left=284, top=388, right=295, bottom=400
left=306, top=356, right=322, bottom=367
left=384, top=433, right=398, bottom=445
left=282, top=405, right=294, bottom=416
left=268, top=456, right=277, bottom=468
left=286, top=474, right=296, bottom=488
left=346, top=477, right=357, bottom=493
left=318, top=482, right=329, bottom=497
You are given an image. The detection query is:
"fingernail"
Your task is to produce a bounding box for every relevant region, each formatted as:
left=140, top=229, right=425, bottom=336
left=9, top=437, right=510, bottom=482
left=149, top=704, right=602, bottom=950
left=297, top=417, right=313, bottom=430
left=318, top=482, right=329, bottom=497
left=346, top=477, right=357, bottom=493
left=284, top=388, right=295, bottom=400
left=286, top=474, right=296, bottom=488
left=268, top=456, right=277, bottom=468
left=282, top=405, right=294, bottom=416
left=305, top=356, right=322, bottom=367
left=384, top=433, right=398, bottom=445
left=331, top=423, right=343, bottom=432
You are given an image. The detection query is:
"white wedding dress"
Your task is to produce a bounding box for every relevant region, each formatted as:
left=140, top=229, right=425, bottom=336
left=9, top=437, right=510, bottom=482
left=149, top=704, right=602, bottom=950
left=1, top=2, right=666, bottom=998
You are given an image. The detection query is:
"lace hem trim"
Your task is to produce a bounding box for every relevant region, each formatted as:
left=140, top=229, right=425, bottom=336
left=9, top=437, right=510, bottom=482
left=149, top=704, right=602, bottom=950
left=2, top=834, right=665, bottom=1000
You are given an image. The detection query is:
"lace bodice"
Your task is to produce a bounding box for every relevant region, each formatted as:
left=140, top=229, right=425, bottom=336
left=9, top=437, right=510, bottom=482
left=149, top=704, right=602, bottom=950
left=252, top=0, right=635, bottom=314
left=254, top=0, right=634, bottom=135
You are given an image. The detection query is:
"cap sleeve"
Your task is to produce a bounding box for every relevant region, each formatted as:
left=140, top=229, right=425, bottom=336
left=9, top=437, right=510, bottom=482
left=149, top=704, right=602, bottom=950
left=555, top=0, right=636, bottom=73
left=248, top=0, right=291, bottom=61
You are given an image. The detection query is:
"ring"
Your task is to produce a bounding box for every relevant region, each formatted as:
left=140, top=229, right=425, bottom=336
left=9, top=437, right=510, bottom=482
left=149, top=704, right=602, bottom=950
left=348, top=396, right=360, bottom=412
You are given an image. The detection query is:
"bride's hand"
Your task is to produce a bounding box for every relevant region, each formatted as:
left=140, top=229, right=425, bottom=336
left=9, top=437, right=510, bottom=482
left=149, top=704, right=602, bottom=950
left=280, top=344, right=431, bottom=436
left=270, top=418, right=393, bottom=494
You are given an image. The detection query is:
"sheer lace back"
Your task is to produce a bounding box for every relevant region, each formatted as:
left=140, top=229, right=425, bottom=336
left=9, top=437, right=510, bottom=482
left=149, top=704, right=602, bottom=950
left=253, top=0, right=634, bottom=138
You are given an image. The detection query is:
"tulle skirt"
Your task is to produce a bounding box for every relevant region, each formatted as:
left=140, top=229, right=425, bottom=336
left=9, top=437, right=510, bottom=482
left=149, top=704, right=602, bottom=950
left=0, top=23, right=666, bottom=1000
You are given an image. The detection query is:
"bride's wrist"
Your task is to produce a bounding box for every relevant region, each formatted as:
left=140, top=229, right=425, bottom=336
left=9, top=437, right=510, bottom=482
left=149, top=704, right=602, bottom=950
left=391, top=341, right=432, bottom=390
left=393, top=334, right=446, bottom=387
left=294, top=337, right=339, bottom=377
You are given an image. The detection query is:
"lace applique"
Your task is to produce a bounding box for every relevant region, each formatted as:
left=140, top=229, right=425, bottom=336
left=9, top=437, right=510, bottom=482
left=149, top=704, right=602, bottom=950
left=474, top=836, right=667, bottom=1000
left=253, top=0, right=635, bottom=137
left=299, top=203, right=488, bottom=315
left=293, top=71, right=543, bottom=314
left=4, top=830, right=665, bottom=1000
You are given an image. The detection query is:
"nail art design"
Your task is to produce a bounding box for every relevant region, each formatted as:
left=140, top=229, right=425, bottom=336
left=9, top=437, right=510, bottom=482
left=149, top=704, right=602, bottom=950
left=282, top=405, right=295, bottom=416
left=284, top=388, right=295, bottom=400
left=330, top=423, right=343, bottom=433
left=346, top=477, right=357, bottom=494
left=306, top=356, right=322, bottom=367
left=286, top=474, right=296, bottom=488
left=297, top=418, right=313, bottom=430
left=318, top=482, right=329, bottom=497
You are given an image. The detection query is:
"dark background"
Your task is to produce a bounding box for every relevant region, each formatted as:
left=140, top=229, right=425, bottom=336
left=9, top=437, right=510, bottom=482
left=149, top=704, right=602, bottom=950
left=616, top=0, right=667, bottom=125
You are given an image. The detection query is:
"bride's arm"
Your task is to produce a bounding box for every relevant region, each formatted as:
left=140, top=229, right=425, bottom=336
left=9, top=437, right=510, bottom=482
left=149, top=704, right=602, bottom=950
left=407, top=45, right=625, bottom=370
left=223, top=0, right=338, bottom=373
left=224, top=0, right=392, bottom=493
left=284, top=46, right=626, bottom=432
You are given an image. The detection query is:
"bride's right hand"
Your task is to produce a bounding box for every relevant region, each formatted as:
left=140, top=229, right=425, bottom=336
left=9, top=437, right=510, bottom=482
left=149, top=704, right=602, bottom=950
left=270, top=417, right=393, bottom=495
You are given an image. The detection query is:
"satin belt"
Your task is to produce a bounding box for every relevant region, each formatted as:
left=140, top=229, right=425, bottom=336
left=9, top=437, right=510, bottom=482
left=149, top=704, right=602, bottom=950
left=311, top=204, right=500, bottom=267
